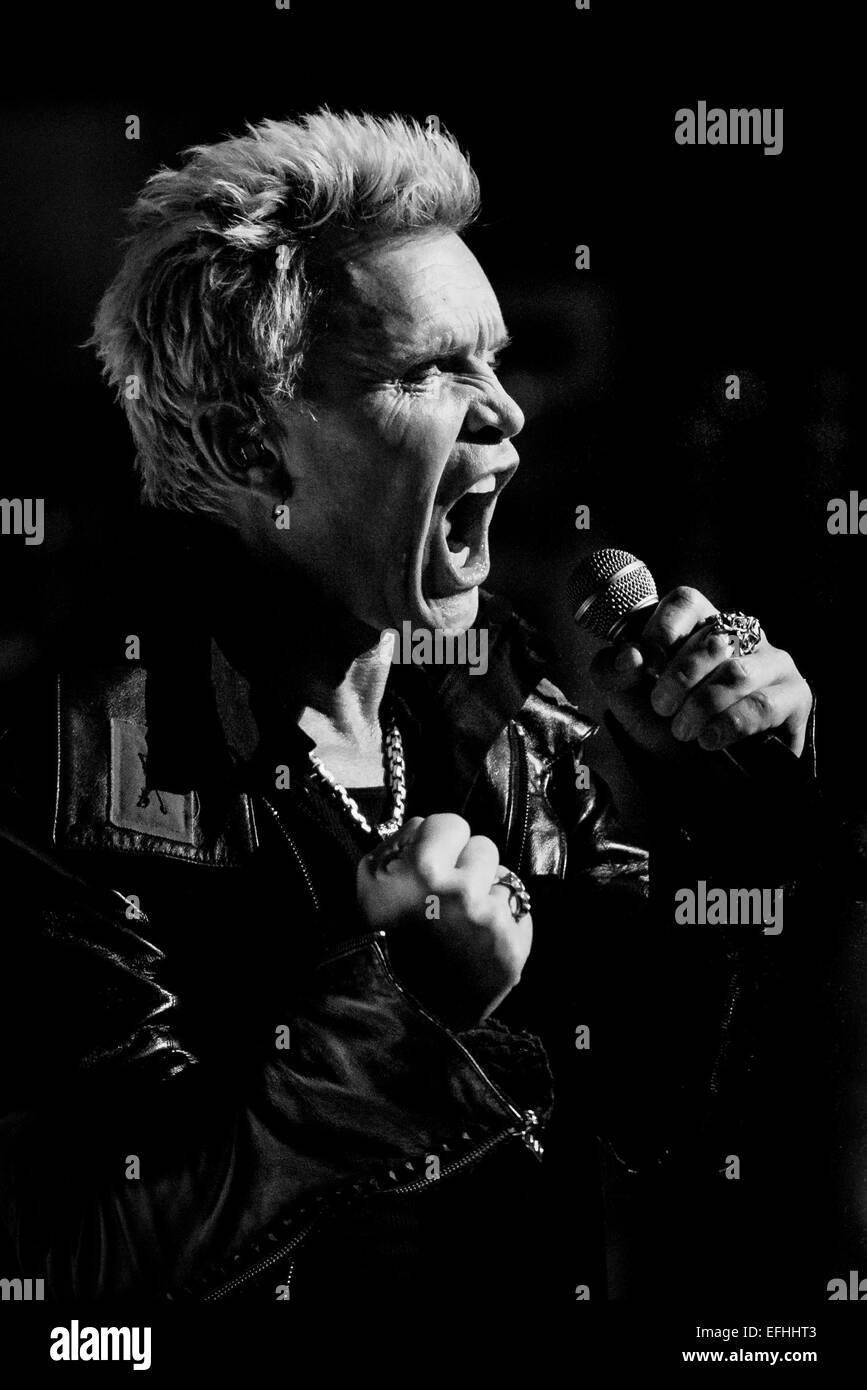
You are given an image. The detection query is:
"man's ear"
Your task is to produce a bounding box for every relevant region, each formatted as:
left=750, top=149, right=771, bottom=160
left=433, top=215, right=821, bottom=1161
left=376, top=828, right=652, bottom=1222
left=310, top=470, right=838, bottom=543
left=190, top=402, right=287, bottom=496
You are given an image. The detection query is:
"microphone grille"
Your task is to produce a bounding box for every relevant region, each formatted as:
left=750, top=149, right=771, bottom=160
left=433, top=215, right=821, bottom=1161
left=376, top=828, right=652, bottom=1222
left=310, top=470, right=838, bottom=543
left=568, top=548, right=658, bottom=641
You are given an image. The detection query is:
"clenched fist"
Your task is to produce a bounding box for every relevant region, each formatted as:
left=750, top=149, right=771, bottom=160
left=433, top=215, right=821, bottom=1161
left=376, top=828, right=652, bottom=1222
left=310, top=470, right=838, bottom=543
left=356, top=813, right=532, bottom=1031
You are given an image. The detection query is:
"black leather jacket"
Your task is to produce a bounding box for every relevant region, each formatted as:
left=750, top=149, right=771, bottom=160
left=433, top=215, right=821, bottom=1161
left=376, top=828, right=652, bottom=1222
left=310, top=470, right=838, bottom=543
left=0, top=588, right=821, bottom=1305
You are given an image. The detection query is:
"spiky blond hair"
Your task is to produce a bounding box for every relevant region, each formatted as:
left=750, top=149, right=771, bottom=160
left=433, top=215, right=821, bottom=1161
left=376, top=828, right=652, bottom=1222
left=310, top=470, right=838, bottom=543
left=89, top=109, right=479, bottom=515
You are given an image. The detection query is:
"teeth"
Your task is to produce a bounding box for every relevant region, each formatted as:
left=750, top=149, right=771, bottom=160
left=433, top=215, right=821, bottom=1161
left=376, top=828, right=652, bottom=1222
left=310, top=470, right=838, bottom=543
left=466, top=475, right=496, bottom=494
left=450, top=545, right=471, bottom=568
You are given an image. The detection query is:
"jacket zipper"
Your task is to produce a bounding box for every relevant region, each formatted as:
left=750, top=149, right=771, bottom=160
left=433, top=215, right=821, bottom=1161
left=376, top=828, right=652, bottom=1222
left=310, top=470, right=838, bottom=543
left=259, top=796, right=320, bottom=915
left=318, top=935, right=546, bottom=1153
left=381, top=1110, right=544, bottom=1195
left=199, top=1110, right=542, bottom=1301
left=507, top=722, right=531, bottom=876
left=372, top=938, right=544, bottom=1142
left=201, top=1210, right=325, bottom=1302
left=207, top=781, right=544, bottom=1302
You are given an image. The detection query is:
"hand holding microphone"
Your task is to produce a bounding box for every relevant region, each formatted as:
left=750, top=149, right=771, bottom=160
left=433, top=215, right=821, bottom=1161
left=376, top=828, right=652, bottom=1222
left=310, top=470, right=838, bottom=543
left=569, top=549, right=812, bottom=760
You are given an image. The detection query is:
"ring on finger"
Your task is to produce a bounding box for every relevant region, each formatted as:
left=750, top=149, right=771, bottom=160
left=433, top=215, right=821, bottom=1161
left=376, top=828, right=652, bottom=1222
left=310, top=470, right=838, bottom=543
left=704, top=610, right=763, bottom=658
left=491, top=868, right=532, bottom=924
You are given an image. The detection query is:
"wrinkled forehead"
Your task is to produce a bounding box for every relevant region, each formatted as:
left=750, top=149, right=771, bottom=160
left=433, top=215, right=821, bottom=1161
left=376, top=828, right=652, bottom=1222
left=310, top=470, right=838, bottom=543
left=321, top=230, right=507, bottom=362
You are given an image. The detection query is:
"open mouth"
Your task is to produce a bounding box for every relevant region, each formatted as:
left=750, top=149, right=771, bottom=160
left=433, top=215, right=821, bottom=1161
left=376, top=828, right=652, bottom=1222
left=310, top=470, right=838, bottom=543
left=428, top=474, right=500, bottom=596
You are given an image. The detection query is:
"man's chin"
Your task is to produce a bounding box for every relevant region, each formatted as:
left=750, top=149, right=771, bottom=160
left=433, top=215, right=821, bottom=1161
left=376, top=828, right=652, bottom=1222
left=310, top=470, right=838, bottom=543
left=383, top=587, right=479, bottom=636
left=417, top=586, right=480, bottom=634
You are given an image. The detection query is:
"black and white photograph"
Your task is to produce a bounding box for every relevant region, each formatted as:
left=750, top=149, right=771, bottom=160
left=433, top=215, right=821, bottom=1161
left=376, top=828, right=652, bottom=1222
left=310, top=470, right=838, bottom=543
left=0, top=2, right=863, bottom=1372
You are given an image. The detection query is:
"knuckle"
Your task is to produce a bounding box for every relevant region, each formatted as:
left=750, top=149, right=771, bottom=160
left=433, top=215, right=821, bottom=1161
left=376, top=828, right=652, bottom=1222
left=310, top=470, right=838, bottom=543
left=469, top=834, right=500, bottom=860
left=425, top=811, right=470, bottom=842
left=705, top=688, right=731, bottom=716
left=706, top=632, right=733, bottom=660
left=747, top=687, right=774, bottom=721
left=669, top=584, right=702, bottom=608
left=719, top=657, right=750, bottom=687
left=416, top=861, right=453, bottom=895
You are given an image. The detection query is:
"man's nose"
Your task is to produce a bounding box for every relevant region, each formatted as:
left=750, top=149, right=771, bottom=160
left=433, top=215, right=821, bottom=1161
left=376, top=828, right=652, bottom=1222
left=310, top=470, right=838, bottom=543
left=462, top=380, right=525, bottom=444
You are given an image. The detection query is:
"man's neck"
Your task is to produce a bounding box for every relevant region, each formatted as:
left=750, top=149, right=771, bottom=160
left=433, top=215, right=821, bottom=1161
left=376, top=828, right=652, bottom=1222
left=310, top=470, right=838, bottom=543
left=296, top=640, right=393, bottom=755
left=208, top=541, right=394, bottom=778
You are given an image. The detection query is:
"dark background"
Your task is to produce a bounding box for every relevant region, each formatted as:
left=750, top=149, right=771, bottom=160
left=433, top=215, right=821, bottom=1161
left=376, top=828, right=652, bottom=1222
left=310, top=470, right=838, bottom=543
left=0, top=1, right=859, bottom=824
left=0, top=3, right=863, bottom=1350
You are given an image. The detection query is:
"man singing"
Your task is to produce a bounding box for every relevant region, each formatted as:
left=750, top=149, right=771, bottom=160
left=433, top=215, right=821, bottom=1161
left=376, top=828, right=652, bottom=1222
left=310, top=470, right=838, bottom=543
left=0, top=111, right=816, bottom=1306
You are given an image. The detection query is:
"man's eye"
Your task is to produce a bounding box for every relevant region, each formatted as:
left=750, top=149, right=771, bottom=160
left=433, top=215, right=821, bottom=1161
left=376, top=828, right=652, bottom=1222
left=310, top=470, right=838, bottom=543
left=401, top=354, right=504, bottom=385
left=402, top=362, right=442, bottom=383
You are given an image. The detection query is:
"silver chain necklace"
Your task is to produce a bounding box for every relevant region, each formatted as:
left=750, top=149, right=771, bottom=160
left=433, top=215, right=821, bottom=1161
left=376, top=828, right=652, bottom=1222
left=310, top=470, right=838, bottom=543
left=308, top=714, right=406, bottom=840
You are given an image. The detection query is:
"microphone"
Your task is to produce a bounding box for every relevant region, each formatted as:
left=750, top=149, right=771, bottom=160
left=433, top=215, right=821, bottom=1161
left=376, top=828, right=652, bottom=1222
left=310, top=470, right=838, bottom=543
left=568, top=548, right=659, bottom=645
left=568, top=547, right=796, bottom=777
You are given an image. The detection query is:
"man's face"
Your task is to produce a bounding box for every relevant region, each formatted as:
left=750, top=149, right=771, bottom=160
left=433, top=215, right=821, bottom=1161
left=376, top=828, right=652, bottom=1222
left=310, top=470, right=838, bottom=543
left=276, top=230, right=524, bottom=635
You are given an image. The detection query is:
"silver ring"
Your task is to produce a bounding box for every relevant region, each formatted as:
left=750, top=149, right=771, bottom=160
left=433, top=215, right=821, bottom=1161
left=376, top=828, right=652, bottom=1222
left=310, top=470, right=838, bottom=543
left=492, top=869, right=532, bottom=923
left=707, top=610, right=762, bottom=657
